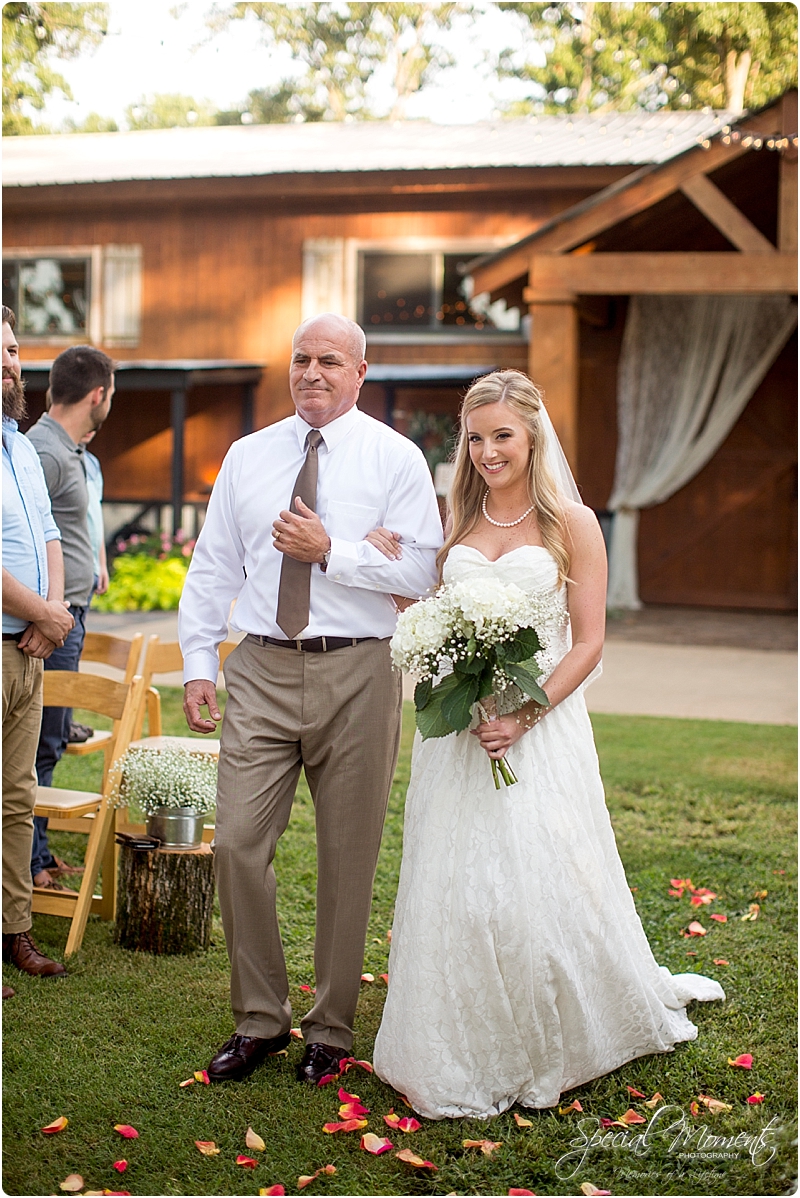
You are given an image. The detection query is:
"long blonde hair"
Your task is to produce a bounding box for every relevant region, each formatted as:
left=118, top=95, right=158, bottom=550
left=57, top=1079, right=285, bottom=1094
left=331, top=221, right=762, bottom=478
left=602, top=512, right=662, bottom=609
left=437, top=370, right=570, bottom=583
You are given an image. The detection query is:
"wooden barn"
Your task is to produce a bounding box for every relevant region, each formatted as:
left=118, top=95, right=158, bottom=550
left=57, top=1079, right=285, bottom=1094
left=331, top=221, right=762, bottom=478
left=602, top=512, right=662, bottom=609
left=468, top=90, right=797, bottom=611
left=3, top=98, right=796, bottom=610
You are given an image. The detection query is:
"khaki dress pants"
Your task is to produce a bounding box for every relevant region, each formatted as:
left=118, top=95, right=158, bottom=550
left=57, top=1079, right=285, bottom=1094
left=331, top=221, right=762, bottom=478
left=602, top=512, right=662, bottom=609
left=2, top=642, right=43, bottom=934
left=214, top=635, right=402, bottom=1050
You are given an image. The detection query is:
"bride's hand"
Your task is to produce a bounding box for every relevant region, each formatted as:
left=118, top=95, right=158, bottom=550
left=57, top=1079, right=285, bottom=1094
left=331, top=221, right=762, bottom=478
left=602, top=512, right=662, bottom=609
left=366, top=526, right=403, bottom=560
left=470, top=703, right=547, bottom=758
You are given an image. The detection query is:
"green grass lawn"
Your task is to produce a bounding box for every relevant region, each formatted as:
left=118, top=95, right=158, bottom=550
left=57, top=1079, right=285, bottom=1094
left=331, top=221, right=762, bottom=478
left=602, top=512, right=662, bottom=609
left=3, top=692, right=796, bottom=1197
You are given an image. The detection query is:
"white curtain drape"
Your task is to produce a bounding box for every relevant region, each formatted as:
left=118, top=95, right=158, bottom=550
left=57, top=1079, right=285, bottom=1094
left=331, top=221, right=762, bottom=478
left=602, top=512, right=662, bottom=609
left=606, top=294, right=797, bottom=609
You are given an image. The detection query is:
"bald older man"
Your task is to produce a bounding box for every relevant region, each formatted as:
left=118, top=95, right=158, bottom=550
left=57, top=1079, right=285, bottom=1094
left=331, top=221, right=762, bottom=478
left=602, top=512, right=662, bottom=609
left=179, top=315, right=442, bottom=1085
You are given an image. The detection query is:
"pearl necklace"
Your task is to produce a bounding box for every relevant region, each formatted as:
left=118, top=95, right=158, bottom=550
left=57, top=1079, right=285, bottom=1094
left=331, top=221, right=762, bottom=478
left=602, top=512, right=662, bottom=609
left=481, top=489, right=535, bottom=528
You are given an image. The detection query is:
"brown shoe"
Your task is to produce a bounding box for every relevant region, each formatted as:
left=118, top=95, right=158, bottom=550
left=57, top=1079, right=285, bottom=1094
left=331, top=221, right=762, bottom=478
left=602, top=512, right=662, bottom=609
left=296, top=1042, right=348, bottom=1085
left=48, top=855, right=85, bottom=877
left=2, top=932, right=66, bottom=978
left=32, top=870, right=69, bottom=891
left=2, top=985, right=15, bottom=999
left=207, top=1031, right=291, bottom=1082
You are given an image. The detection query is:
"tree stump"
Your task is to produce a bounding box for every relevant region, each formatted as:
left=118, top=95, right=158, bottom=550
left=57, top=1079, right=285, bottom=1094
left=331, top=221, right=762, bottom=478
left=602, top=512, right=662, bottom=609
left=115, top=843, right=215, bottom=954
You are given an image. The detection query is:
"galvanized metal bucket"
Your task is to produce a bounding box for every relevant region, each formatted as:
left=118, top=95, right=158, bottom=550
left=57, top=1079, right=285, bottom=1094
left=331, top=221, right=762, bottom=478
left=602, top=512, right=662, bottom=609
left=146, top=806, right=205, bottom=850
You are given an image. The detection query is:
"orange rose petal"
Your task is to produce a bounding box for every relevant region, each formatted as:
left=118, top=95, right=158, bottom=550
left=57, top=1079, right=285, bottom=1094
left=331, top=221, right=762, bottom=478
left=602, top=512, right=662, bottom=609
left=299, top=984, right=315, bottom=993
left=246, top=1126, right=267, bottom=1152
left=297, top=1178, right=316, bottom=1189
left=668, top=888, right=683, bottom=898
left=643, top=1093, right=664, bottom=1109
left=59, top=1175, right=84, bottom=1193
left=625, top=1086, right=646, bottom=1098
left=710, top=913, right=727, bottom=922
left=513, top=1112, right=533, bottom=1127
left=361, top=973, right=374, bottom=983
left=179, top=1078, right=195, bottom=1088
left=615, top=1109, right=646, bottom=1126
left=237, top=1155, right=259, bottom=1168
left=394, top=1148, right=437, bottom=1169
left=323, top=1119, right=368, bottom=1134
left=558, top=1100, right=583, bottom=1114
left=195, top=1141, right=220, bottom=1156
left=380, top=973, right=389, bottom=984
left=690, top=1101, right=701, bottom=1117
left=397, top=1117, right=421, bottom=1133
left=685, top=951, right=697, bottom=956
left=580, top=1186, right=612, bottom=1196
left=686, top=921, right=707, bottom=937
left=728, top=1053, right=753, bottom=1069
left=316, top=1074, right=338, bottom=1087
left=114, top=1124, right=139, bottom=1139
left=463, top=1139, right=503, bottom=1155
left=41, top=1115, right=69, bottom=1134
left=713, top=958, right=729, bottom=965
left=384, top=1110, right=401, bottom=1128
left=338, top=1087, right=360, bottom=1102
left=102, top=1191, right=131, bottom=1196
left=260, top=1188, right=286, bottom=1196
left=747, top=1093, right=765, bottom=1104
left=741, top=903, right=760, bottom=922
left=113, top=1161, right=128, bottom=1173
left=290, top=1028, right=303, bottom=1039
left=361, top=1133, right=393, bottom=1154
left=194, top=1070, right=210, bottom=1084
left=339, top=1101, right=369, bottom=1118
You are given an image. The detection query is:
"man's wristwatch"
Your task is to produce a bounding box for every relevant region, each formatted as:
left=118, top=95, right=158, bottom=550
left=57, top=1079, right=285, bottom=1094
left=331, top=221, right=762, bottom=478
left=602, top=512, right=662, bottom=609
left=320, top=547, right=331, bottom=573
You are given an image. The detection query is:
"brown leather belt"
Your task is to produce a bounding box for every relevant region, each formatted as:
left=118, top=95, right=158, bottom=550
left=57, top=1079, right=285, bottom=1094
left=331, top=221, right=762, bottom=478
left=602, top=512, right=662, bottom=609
left=2, top=632, right=24, bottom=643
left=255, top=635, right=376, bottom=653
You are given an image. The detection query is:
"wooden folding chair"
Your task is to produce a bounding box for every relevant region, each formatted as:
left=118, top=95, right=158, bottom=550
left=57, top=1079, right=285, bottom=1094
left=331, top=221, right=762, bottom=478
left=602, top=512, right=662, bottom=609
left=65, top=631, right=144, bottom=771
left=130, top=635, right=238, bottom=758
left=32, top=672, right=145, bottom=956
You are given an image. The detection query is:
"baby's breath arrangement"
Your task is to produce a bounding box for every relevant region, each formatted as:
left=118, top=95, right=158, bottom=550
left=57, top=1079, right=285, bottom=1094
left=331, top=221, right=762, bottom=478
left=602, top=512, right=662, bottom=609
left=109, top=746, right=218, bottom=816
left=391, top=576, right=567, bottom=787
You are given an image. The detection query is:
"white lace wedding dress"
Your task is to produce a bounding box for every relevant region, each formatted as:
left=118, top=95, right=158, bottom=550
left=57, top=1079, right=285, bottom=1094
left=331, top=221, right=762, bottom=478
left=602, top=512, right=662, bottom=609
left=373, top=544, right=724, bottom=1120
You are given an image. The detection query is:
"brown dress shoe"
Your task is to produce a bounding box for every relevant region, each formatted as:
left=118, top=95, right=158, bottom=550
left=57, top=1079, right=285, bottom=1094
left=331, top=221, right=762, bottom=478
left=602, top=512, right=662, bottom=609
left=2, top=932, right=66, bottom=978
left=2, top=985, right=15, bottom=999
left=48, top=855, right=85, bottom=877
left=32, top=870, right=68, bottom=891
left=207, top=1031, right=291, bottom=1082
left=296, top=1042, right=348, bottom=1085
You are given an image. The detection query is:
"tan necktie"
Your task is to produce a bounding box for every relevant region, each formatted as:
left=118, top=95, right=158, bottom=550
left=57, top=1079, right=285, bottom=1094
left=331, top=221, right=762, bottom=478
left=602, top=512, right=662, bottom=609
left=276, top=429, right=323, bottom=639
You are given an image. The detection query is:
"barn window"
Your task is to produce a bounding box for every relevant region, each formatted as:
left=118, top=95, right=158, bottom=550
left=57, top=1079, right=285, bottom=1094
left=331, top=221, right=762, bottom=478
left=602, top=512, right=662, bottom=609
left=2, top=255, right=91, bottom=338
left=2, top=245, right=142, bottom=346
left=358, top=250, right=521, bottom=333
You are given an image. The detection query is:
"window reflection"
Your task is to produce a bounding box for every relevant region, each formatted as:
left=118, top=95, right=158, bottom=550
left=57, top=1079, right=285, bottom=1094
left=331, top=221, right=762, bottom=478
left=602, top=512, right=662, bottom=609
left=2, top=258, right=89, bottom=337
left=359, top=251, right=520, bottom=333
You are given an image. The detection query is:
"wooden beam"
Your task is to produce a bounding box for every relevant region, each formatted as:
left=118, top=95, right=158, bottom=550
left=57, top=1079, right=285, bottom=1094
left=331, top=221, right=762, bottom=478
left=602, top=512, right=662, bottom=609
left=523, top=253, right=797, bottom=297
left=680, top=174, right=777, bottom=254
left=471, top=103, right=786, bottom=296
left=778, top=90, right=798, bottom=253
left=529, top=302, right=579, bottom=470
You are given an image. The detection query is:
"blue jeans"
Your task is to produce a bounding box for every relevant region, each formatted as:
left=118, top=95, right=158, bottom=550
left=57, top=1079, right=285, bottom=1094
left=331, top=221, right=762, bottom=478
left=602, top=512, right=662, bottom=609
left=31, top=605, right=87, bottom=878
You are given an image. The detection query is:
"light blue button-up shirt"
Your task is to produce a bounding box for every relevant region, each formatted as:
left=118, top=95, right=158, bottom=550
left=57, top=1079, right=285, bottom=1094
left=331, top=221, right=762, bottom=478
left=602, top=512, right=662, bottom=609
left=2, top=416, right=61, bottom=634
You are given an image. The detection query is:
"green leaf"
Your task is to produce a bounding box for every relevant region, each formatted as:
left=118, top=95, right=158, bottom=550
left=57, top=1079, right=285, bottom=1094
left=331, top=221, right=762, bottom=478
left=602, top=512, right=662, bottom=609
left=503, top=626, right=542, bottom=663
left=441, top=675, right=480, bottom=733
left=477, top=664, right=495, bottom=700
left=415, top=672, right=462, bottom=740
left=414, top=677, right=432, bottom=711
left=455, top=652, right=485, bottom=677
left=504, top=661, right=550, bottom=707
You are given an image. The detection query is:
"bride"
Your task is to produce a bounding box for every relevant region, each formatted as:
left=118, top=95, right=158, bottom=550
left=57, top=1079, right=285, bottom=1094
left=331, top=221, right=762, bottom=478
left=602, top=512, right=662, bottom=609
left=369, top=369, right=724, bottom=1121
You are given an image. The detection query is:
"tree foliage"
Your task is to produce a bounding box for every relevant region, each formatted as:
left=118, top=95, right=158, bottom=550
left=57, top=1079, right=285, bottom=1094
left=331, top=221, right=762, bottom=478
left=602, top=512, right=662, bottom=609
left=124, top=93, right=218, bottom=130
left=208, top=1, right=466, bottom=121
left=497, top=1, right=797, bottom=115
left=3, top=2, right=109, bottom=134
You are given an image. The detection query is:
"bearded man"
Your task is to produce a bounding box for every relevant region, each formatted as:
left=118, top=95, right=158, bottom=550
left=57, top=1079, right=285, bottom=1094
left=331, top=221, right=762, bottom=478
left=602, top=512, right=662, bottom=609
left=2, top=306, right=73, bottom=989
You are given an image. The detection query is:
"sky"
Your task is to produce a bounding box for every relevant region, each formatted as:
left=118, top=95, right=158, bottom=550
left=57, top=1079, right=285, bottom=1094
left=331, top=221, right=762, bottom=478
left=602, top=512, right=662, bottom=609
left=40, top=0, right=539, bottom=129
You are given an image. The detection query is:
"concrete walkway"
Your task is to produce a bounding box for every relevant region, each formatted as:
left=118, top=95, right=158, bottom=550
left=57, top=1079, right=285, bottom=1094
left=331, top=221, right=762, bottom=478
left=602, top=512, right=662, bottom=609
left=86, top=607, right=797, bottom=725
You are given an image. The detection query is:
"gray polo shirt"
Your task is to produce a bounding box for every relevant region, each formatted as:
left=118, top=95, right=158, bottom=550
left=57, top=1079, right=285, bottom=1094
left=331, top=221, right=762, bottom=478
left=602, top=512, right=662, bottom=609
left=27, top=413, right=94, bottom=607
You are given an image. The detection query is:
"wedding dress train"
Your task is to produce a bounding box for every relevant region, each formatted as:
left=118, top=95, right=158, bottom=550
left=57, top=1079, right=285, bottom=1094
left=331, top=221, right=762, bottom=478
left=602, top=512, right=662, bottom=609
left=373, top=545, right=724, bottom=1120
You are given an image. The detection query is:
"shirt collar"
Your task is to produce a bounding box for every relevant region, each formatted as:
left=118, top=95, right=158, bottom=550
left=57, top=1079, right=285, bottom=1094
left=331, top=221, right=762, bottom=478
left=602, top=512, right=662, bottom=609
left=2, top=416, right=18, bottom=453
left=293, top=403, right=360, bottom=454
left=37, top=412, right=83, bottom=453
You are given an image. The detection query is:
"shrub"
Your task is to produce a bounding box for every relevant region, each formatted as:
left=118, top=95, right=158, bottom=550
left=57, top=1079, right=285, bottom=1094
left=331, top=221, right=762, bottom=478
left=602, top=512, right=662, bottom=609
left=93, top=528, right=195, bottom=612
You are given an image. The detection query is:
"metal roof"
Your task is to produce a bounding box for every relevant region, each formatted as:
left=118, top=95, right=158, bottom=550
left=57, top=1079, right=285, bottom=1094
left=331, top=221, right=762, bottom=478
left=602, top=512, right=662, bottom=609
left=21, top=359, right=264, bottom=389
left=4, top=111, right=735, bottom=188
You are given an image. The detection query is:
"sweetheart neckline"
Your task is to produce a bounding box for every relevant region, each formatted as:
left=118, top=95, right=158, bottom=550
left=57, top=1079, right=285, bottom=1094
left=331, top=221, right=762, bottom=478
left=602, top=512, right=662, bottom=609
left=449, top=543, right=554, bottom=565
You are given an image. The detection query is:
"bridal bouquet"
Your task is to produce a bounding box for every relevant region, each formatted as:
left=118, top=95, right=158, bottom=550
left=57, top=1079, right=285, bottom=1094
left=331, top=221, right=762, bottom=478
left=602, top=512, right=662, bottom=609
left=391, top=576, right=566, bottom=787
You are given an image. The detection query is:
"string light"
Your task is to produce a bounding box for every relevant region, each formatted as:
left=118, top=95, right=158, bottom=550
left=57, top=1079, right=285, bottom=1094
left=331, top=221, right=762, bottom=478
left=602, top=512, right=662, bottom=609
left=699, top=125, right=797, bottom=151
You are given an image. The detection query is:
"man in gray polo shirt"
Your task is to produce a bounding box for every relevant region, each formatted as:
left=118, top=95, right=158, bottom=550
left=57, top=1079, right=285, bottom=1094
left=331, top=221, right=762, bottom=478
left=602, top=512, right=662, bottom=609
left=26, top=346, right=115, bottom=890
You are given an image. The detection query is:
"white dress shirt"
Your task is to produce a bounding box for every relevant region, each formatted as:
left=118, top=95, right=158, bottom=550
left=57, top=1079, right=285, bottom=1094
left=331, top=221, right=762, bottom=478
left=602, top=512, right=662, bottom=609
left=179, top=405, right=443, bottom=683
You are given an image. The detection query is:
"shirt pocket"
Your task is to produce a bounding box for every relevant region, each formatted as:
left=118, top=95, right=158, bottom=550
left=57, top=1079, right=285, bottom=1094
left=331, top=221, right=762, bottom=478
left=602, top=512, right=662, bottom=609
left=325, top=500, right=380, bottom=541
